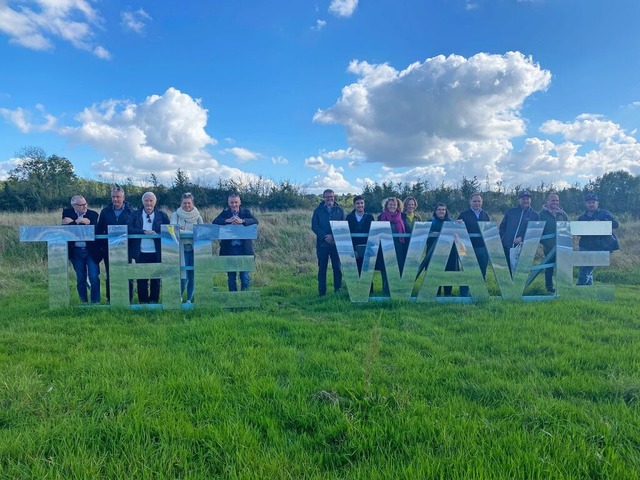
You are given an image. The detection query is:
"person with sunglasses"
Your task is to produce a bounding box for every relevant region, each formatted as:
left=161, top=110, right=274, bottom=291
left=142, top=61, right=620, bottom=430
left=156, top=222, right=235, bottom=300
left=127, top=191, right=170, bottom=303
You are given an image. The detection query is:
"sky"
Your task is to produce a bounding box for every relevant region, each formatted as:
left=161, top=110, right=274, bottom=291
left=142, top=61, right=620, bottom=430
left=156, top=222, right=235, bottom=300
left=1, top=0, right=640, bottom=195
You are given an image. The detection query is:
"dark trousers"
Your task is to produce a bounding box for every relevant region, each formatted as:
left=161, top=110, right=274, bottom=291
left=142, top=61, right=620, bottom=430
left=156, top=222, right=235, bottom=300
left=317, top=245, right=342, bottom=295
left=460, top=246, right=488, bottom=296
left=70, top=246, right=100, bottom=303
left=543, top=248, right=556, bottom=290
left=136, top=252, right=161, bottom=303
left=225, top=244, right=250, bottom=291
left=103, top=255, right=134, bottom=303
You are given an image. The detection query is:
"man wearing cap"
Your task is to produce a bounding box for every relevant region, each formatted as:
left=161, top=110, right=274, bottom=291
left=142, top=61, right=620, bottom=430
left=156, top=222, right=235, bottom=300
left=577, top=193, right=619, bottom=285
left=499, top=190, right=540, bottom=273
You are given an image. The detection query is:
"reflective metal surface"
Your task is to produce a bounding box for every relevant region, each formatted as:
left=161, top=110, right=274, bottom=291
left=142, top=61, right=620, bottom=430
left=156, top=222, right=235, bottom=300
left=416, top=222, right=488, bottom=302
left=108, top=225, right=182, bottom=309
left=480, top=221, right=544, bottom=299
left=193, top=224, right=260, bottom=308
left=556, top=221, right=614, bottom=300
left=20, top=225, right=95, bottom=308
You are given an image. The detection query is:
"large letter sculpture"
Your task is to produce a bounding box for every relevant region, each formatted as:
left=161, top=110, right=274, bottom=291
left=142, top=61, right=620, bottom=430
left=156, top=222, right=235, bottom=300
left=193, top=224, right=260, bottom=308
left=20, top=225, right=95, bottom=308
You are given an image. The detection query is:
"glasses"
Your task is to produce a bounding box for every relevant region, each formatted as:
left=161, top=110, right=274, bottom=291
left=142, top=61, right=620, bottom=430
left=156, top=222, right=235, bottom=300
left=182, top=193, right=193, bottom=199
left=146, top=214, right=152, bottom=222
left=74, top=203, right=87, bottom=207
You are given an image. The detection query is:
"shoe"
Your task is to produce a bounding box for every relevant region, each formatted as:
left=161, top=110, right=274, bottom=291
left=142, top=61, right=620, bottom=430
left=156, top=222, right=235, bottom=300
left=546, top=287, right=556, bottom=294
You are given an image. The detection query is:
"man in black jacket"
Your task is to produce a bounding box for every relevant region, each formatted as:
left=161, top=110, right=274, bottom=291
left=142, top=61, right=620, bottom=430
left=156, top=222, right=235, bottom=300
left=458, top=192, right=492, bottom=296
left=62, top=195, right=102, bottom=303
left=127, top=192, right=170, bottom=303
left=499, top=190, right=540, bottom=273
left=311, top=189, right=345, bottom=296
left=97, top=186, right=134, bottom=302
left=346, top=195, right=374, bottom=274
left=212, top=193, right=258, bottom=291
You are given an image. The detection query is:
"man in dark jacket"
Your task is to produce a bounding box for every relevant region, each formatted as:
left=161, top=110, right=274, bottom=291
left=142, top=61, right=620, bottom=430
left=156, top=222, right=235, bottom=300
left=458, top=192, right=492, bottom=296
left=212, top=193, right=259, bottom=291
left=499, top=190, right=540, bottom=272
left=96, top=186, right=134, bottom=302
left=346, top=195, right=374, bottom=274
left=311, top=189, right=345, bottom=296
left=577, top=193, right=619, bottom=285
left=127, top=191, right=170, bottom=303
left=539, top=192, right=568, bottom=293
left=62, top=195, right=102, bottom=303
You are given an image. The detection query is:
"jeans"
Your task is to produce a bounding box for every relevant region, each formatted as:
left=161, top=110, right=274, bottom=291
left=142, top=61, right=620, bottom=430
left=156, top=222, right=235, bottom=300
left=225, top=244, right=250, bottom=291
left=181, top=249, right=195, bottom=300
left=136, top=252, right=161, bottom=303
left=577, top=247, right=594, bottom=285
left=317, top=245, right=342, bottom=295
left=70, top=246, right=100, bottom=303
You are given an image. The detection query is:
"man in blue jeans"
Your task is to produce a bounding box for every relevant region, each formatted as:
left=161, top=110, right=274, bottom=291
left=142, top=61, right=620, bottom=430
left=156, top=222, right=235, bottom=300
left=62, top=195, right=102, bottom=303
left=213, top=193, right=258, bottom=291
left=311, top=189, right=345, bottom=296
left=577, top=193, right=619, bottom=285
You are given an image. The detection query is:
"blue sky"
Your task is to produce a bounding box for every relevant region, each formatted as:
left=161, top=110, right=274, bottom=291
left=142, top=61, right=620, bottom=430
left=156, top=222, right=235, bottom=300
left=1, top=0, right=639, bottom=194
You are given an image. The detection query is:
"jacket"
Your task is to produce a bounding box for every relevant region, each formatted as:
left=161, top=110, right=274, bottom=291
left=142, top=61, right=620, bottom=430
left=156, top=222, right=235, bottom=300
left=212, top=207, right=258, bottom=255
left=499, top=207, right=540, bottom=249
left=577, top=208, right=619, bottom=251
left=127, top=208, right=170, bottom=262
left=539, top=207, right=569, bottom=251
left=311, top=201, right=345, bottom=248
left=457, top=208, right=491, bottom=249
left=62, top=207, right=102, bottom=263
left=96, top=202, right=134, bottom=259
left=346, top=209, right=374, bottom=250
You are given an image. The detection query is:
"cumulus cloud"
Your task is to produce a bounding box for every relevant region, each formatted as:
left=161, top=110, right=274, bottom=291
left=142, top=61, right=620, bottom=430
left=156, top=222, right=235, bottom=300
left=272, top=156, right=288, bottom=165
left=322, top=147, right=365, bottom=160
left=222, top=146, right=260, bottom=163
left=121, top=8, right=151, bottom=34
left=46, top=87, right=265, bottom=185
left=0, top=104, right=56, bottom=132
left=0, top=0, right=110, bottom=58
left=303, top=155, right=356, bottom=194
left=329, top=0, right=358, bottom=17
left=0, top=157, right=20, bottom=180
left=314, top=51, right=552, bottom=184
left=497, top=115, right=640, bottom=188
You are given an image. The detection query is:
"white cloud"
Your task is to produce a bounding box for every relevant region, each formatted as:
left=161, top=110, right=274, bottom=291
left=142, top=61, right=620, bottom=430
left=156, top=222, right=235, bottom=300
left=0, top=104, right=57, bottom=132
left=497, top=115, right=640, bottom=188
left=48, top=87, right=265, bottom=185
left=0, top=0, right=110, bottom=58
left=222, top=146, right=260, bottom=163
left=311, top=19, right=326, bottom=31
left=303, top=155, right=356, bottom=194
left=315, top=52, right=551, bottom=180
left=0, top=157, right=20, bottom=180
left=322, top=147, right=365, bottom=160
left=272, top=156, right=288, bottom=165
left=121, top=8, right=151, bottom=34
left=540, top=114, right=633, bottom=143
left=329, top=0, right=358, bottom=18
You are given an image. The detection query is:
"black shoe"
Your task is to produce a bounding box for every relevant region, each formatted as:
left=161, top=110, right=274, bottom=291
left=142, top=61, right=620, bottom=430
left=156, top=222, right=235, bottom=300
left=546, top=287, right=556, bottom=294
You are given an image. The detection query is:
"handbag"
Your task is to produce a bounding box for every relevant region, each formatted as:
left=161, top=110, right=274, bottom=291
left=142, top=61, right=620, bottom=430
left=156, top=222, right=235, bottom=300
left=509, top=244, right=522, bottom=271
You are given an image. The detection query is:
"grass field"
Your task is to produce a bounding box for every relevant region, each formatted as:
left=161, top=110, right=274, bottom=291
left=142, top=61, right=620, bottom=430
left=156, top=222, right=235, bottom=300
left=1, top=210, right=639, bottom=479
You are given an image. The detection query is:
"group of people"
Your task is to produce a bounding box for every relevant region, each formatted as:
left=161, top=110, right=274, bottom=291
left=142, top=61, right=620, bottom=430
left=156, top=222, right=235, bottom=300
left=63, top=188, right=257, bottom=304
left=313, top=189, right=619, bottom=297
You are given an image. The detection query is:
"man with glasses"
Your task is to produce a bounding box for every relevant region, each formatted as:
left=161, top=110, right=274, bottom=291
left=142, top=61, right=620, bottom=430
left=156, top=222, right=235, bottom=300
left=62, top=195, right=102, bottom=303
left=311, top=188, right=345, bottom=296
left=127, top=192, right=170, bottom=303
left=97, top=186, right=134, bottom=302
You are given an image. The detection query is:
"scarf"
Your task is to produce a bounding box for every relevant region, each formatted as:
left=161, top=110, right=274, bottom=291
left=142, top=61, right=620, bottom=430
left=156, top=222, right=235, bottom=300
left=379, top=210, right=406, bottom=243
left=174, top=207, right=202, bottom=230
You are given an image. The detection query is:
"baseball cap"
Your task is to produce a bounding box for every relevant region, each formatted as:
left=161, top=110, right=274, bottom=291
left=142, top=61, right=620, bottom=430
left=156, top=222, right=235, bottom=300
left=518, top=190, right=531, bottom=199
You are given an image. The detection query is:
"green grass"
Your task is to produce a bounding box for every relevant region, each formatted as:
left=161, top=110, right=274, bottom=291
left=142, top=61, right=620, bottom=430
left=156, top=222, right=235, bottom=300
left=1, top=211, right=639, bottom=478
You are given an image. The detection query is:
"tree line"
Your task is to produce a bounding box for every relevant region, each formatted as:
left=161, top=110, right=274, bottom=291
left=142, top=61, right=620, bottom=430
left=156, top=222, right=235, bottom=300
left=1, top=146, right=639, bottom=217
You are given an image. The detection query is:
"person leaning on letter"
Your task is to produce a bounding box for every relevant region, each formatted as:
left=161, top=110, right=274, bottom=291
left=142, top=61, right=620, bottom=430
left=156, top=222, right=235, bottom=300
left=62, top=195, right=102, bottom=303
